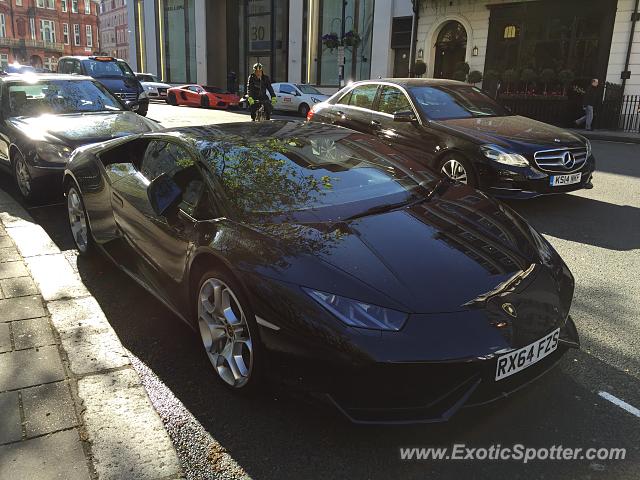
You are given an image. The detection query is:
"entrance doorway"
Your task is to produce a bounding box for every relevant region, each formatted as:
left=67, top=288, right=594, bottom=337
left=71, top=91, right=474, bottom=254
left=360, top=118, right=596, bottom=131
left=433, top=21, right=467, bottom=79
left=393, top=48, right=410, bottom=77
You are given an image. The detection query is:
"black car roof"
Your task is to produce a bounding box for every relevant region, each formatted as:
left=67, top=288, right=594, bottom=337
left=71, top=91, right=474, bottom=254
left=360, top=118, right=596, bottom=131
left=59, top=56, right=125, bottom=61
left=162, top=120, right=353, bottom=147
left=0, top=73, right=94, bottom=82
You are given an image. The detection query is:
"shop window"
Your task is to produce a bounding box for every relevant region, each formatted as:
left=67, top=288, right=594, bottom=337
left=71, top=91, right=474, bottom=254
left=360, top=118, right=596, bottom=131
left=503, top=25, right=517, bottom=39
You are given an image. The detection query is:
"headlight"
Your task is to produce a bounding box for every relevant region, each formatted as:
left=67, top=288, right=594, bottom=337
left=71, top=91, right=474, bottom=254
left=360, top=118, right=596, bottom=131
left=303, top=288, right=408, bottom=331
left=139, top=90, right=149, bottom=100
left=35, top=143, right=72, bottom=163
left=585, top=139, right=592, bottom=158
left=311, top=97, right=321, bottom=103
left=481, top=144, right=529, bottom=167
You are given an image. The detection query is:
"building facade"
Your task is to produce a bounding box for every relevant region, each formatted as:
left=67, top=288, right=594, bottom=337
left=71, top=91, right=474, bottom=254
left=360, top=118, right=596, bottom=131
left=98, top=0, right=129, bottom=61
left=129, top=0, right=640, bottom=96
left=0, top=0, right=100, bottom=71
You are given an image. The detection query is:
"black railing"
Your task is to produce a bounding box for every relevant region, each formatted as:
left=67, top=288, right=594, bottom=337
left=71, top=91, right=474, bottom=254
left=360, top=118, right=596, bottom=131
left=496, top=89, right=640, bottom=132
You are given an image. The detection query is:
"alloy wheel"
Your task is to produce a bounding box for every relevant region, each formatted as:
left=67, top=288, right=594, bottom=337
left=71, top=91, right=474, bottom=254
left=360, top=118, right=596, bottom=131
left=441, top=158, right=468, bottom=184
left=67, top=186, right=89, bottom=253
left=14, top=156, right=32, bottom=198
left=198, top=278, right=253, bottom=388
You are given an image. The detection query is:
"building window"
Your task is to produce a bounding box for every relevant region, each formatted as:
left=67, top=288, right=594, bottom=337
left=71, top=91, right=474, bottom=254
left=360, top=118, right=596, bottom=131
left=303, top=0, right=373, bottom=86
left=0, top=15, right=5, bottom=38
left=157, top=0, right=197, bottom=83
left=63, top=23, right=69, bottom=44
left=40, top=20, right=56, bottom=43
left=37, top=0, right=45, bottom=7
left=45, top=56, right=57, bottom=71
left=503, top=25, right=518, bottom=39
left=30, top=18, right=36, bottom=39
left=72, top=0, right=78, bottom=13
left=16, top=0, right=23, bottom=6
left=86, top=25, right=92, bottom=47
left=74, top=23, right=80, bottom=45
left=62, top=0, right=67, bottom=12
left=0, top=54, right=8, bottom=68
left=47, top=0, right=55, bottom=8
left=85, top=0, right=90, bottom=14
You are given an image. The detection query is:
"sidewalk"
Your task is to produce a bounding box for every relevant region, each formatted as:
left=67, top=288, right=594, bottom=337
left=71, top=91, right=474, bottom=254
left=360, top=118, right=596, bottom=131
left=570, top=128, right=640, bottom=144
left=0, top=188, right=183, bottom=480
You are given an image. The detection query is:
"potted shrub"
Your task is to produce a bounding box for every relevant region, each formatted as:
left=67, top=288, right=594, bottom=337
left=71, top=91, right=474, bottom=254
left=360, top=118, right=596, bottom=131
left=521, top=68, right=538, bottom=94
left=342, top=30, right=361, bottom=48
left=540, top=68, right=556, bottom=95
left=468, top=70, right=483, bottom=85
left=502, top=69, right=518, bottom=94
left=558, top=69, right=575, bottom=96
left=414, top=60, right=427, bottom=77
left=321, top=33, right=340, bottom=51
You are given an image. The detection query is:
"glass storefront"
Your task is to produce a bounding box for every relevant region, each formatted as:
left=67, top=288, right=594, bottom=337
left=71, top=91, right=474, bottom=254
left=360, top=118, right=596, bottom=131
left=303, top=0, right=375, bottom=87
left=231, top=0, right=289, bottom=95
left=156, top=0, right=196, bottom=83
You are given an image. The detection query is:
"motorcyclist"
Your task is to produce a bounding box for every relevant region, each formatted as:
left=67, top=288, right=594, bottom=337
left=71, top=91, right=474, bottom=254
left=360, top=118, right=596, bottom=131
left=246, top=62, right=276, bottom=121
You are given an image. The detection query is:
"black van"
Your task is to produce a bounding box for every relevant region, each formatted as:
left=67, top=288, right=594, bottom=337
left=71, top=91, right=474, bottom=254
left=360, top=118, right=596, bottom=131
left=57, top=56, right=149, bottom=116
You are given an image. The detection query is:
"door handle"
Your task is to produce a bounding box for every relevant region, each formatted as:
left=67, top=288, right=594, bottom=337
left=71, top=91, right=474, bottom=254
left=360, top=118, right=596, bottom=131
left=112, top=192, right=123, bottom=208
left=336, top=110, right=345, bottom=117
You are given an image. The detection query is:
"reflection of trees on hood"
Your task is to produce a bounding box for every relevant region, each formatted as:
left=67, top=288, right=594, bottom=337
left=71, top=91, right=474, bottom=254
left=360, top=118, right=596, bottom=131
left=197, top=137, right=335, bottom=223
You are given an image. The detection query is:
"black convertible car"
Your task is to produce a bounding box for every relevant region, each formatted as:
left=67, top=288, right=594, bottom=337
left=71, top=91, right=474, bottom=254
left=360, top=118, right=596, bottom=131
left=308, top=79, right=595, bottom=199
left=0, top=74, right=159, bottom=201
left=64, top=121, right=579, bottom=423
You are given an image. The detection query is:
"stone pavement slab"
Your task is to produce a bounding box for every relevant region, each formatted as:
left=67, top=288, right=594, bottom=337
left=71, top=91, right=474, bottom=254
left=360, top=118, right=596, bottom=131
left=0, top=235, right=12, bottom=248
left=4, top=224, right=59, bottom=257
left=0, top=246, right=20, bottom=263
left=0, top=276, right=38, bottom=298
left=22, top=381, right=78, bottom=438
left=0, top=261, right=29, bottom=280
left=0, top=323, right=10, bottom=353
left=79, top=368, right=182, bottom=480
left=0, top=390, right=21, bottom=444
left=0, top=295, right=46, bottom=323
left=0, top=345, right=65, bottom=391
left=25, top=254, right=89, bottom=301
left=0, top=429, right=91, bottom=480
left=0, top=204, right=32, bottom=228
left=12, top=317, right=56, bottom=350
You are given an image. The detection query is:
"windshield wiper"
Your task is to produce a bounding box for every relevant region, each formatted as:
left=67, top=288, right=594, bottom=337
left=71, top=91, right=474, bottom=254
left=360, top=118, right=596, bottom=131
left=342, top=197, right=427, bottom=221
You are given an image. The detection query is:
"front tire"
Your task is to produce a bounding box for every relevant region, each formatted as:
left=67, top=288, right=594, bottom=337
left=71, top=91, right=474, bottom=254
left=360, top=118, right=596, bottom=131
left=13, top=151, right=37, bottom=203
left=196, top=270, right=263, bottom=392
left=438, top=155, right=476, bottom=187
left=167, top=92, right=177, bottom=105
left=66, top=182, right=94, bottom=255
left=298, top=103, right=310, bottom=118
left=201, top=95, right=210, bottom=108
left=137, top=105, right=148, bottom=116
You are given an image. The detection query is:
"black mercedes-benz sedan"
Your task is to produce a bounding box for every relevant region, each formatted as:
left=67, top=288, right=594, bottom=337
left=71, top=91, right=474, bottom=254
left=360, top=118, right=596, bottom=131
left=308, top=79, right=595, bottom=199
left=0, top=74, right=159, bottom=202
left=64, top=121, right=579, bottom=424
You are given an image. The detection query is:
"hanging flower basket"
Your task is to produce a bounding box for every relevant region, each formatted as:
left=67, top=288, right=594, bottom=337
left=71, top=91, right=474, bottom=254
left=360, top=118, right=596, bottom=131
left=342, top=30, right=361, bottom=48
left=322, top=33, right=340, bottom=51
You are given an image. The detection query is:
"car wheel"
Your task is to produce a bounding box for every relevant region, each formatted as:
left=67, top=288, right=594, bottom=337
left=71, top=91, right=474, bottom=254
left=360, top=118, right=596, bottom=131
left=167, top=92, right=177, bottom=105
left=439, top=155, right=476, bottom=187
left=137, top=106, right=148, bottom=116
left=13, top=151, right=37, bottom=203
left=201, top=95, right=210, bottom=108
left=197, top=270, right=263, bottom=392
left=298, top=103, right=310, bottom=118
left=66, top=182, right=93, bottom=255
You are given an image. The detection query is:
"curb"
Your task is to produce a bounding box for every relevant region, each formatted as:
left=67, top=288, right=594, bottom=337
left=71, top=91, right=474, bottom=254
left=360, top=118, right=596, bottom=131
left=570, top=129, right=640, bottom=144
left=0, top=188, right=183, bottom=480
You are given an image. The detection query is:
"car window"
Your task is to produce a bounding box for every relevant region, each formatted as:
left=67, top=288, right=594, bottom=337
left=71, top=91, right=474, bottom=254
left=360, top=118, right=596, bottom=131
left=82, top=59, right=135, bottom=78
left=140, top=141, right=204, bottom=217
left=348, top=84, right=378, bottom=109
left=188, top=86, right=203, bottom=93
left=377, top=86, right=413, bottom=115
left=279, top=84, right=297, bottom=95
left=336, top=90, right=352, bottom=105
left=6, top=79, right=123, bottom=116
left=409, top=86, right=509, bottom=120
left=296, top=84, right=322, bottom=95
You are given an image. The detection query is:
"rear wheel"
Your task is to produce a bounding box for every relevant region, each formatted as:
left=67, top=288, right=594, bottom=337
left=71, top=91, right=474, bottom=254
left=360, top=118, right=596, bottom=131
left=196, top=270, right=263, bottom=392
left=201, top=95, right=210, bottom=108
left=298, top=103, right=310, bottom=118
left=439, top=155, right=476, bottom=187
left=167, top=92, right=177, bottom=105
left=66, top=182, right=94, bottom=255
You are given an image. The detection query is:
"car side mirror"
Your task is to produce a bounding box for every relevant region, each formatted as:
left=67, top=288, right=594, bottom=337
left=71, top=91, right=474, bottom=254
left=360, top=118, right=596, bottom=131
left=147, top=173, right=182, bottom=217
left=393, top=111, right=417, bottom=123
left=296, top=91, right=302, bottom=96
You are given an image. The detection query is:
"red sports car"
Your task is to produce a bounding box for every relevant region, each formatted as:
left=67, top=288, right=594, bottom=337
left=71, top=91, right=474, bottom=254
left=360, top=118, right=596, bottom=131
left=166, top=84, right=240, bottom=109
